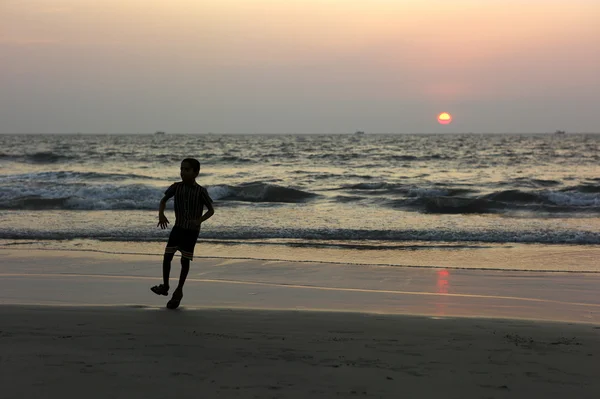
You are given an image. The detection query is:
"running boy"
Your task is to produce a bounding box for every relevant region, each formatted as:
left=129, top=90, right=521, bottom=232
left=151, top=158, right=214, bottom=309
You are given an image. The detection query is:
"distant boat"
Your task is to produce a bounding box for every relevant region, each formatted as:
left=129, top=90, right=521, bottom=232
left=155, top=131, right=165, bottom=135
left=354, top=131, right=365, bottom=135
left=554, top=130, right=565, bottom=135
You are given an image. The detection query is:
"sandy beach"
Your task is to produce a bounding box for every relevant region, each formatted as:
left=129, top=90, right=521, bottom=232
left=1, top=249, right=600, bottom=398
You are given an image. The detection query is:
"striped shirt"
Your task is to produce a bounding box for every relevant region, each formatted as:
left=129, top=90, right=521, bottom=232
left=164, top=182, right=213, bottom=230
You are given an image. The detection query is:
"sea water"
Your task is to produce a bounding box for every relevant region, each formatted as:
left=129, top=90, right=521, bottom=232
left=1, top=133, right=599, bottom=271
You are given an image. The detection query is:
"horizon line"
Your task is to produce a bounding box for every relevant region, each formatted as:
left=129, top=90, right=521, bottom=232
left=1, top=132, right=599, bottom=135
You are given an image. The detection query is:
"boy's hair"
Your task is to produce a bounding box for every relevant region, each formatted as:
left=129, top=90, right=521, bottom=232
left=181, top=158, right=200, bottom=174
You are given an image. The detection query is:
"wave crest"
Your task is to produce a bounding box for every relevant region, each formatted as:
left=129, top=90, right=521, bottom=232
left=211, top=183, right=316, bottom=203
left=0, top=181, right=316, bottom=210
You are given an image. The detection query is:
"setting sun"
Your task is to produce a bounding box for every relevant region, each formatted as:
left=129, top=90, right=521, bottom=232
left=437, top=112, right=452, bottom=125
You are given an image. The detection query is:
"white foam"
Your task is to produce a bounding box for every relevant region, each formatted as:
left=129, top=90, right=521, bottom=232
left=544, top=191, right=600, bottom=207
left=207, top=185, right=235, bottom=201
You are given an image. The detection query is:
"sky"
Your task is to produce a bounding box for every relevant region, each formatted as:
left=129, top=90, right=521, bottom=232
left=1, top=0, right=599, bottom=134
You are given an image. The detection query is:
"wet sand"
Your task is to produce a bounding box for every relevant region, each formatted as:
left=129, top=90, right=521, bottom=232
left=1, top=249, right=599, bottom=323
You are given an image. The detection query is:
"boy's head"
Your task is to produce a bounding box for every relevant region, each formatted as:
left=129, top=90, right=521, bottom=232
left=180, top=158, right=200, bottom=182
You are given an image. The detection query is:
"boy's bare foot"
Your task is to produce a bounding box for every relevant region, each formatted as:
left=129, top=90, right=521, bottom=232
left=151, top=284, right=169, bottom=296
left=166, top=289, right=183, bottom=310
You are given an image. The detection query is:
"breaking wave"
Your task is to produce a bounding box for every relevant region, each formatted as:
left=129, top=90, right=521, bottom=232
left=0, top=181, right=317, bottom=210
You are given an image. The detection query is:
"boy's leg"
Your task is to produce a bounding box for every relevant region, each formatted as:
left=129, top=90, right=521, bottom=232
left=163, top=227, right=182, bottom=287
left=154, top=227, right=179, bottom=294
left=166, top=256, right=189, bottom=309
left=163, top=252, right=175, bottom=287
left=151, top=251, right=175, bottom=295
left=173, top=229, right=199, bottom=295
left=175, top=257, right=190, bottom=292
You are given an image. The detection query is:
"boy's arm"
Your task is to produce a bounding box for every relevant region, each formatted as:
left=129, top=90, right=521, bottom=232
left=158, top=196, right=169, bottom=216
left=196, top=187, right=214, bottom=226
left=159, top=184, right=176, bottom=220
left=157, top=195, right=170, bottom=228
left=198, top=201, right=214, bottom=224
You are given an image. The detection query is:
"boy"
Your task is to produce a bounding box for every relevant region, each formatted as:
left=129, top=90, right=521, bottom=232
left=151, top=158, right=214, bottom=309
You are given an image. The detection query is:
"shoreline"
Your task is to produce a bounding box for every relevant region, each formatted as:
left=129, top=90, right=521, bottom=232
left=2, top=239, right=600, bottom=273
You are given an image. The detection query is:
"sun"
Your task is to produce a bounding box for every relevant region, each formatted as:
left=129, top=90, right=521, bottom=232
left=437, top=112, right=452, bottom=125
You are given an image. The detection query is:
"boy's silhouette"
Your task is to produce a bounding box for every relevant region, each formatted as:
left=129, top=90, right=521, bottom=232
left=151, top=158, right=214, bottom=309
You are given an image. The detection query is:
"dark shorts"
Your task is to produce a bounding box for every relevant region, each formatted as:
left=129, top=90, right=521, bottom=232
left=165, top=226, right=200, bottom=261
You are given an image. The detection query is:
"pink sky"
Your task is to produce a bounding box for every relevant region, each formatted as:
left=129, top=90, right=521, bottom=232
left=1, top=0, right=599, bottom=133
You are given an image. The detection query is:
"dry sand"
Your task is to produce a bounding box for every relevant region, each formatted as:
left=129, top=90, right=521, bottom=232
left=2, top=305, right=599, bottom=399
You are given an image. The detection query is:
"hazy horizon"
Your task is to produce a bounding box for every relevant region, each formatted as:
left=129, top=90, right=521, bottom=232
left=2, top=0, right=599, bottom=134
left=2, top=131, right=600, bottom=135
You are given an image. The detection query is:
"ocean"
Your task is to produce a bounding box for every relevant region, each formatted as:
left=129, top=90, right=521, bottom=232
left=1, top=133, right=599, bottom=272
